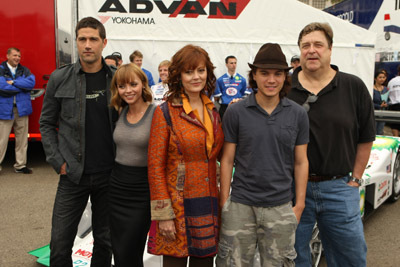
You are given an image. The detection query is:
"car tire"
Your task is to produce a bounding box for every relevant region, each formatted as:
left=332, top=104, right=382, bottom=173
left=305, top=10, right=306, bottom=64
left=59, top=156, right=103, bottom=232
left=310, top=224, right=323, bottom=267
left=390, top=153, right=400, bottom=202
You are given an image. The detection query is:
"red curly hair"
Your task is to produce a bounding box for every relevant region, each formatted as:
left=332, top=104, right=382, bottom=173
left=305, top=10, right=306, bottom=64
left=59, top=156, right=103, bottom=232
left=166, top=44, right=216, bottom=102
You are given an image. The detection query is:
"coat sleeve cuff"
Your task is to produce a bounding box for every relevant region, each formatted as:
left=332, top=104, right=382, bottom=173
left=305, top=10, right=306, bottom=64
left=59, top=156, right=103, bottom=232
left=151, top=199, right=176, bottom=221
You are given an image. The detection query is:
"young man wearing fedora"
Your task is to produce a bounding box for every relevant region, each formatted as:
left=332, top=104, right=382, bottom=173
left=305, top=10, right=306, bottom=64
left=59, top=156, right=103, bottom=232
left=216, top=43, right=309, bottom=266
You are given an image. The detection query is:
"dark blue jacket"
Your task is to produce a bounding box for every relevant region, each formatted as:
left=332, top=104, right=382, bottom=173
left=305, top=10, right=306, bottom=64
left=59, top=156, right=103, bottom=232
left=373, top=87, right=388, bottom=110
left=0, top=61, right=35, bottom=119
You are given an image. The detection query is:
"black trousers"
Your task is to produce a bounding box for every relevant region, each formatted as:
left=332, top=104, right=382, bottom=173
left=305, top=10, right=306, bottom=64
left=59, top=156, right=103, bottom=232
left=109, top=163, right=151, bottom=267
left=50, top=171, right=112, bottom=267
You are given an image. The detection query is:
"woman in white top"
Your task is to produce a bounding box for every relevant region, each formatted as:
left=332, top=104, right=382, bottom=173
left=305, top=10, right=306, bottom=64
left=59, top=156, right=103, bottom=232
left=151, top=60, right=170, bottom=105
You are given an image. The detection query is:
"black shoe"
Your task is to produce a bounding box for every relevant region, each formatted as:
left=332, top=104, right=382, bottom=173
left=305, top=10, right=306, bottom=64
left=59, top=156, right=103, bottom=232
left=15, top=167, right=33, bottom=174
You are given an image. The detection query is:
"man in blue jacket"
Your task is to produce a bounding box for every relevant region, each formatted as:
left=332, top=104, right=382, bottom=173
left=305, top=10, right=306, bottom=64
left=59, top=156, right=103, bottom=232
left=0, top=47, right=35, bottom=174
left=213, top=55, right=250, bottom=119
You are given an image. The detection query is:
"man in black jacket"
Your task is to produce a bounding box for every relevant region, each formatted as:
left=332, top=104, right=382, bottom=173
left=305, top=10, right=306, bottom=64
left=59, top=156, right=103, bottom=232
left=40, top=17, right=116, bottom=267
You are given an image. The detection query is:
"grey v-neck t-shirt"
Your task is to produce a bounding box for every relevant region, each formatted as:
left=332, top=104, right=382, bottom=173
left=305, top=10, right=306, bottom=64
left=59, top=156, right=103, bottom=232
left=113, top=104, right=156, bottom=167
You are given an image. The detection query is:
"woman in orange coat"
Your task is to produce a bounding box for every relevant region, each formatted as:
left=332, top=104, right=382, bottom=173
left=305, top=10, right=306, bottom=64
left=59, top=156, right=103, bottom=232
left=147, top=44, right=224, bottom=267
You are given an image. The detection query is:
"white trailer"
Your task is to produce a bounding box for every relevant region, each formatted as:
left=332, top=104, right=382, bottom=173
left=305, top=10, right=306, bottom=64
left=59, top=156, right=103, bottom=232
left=76, top=0, right=376, bottom=93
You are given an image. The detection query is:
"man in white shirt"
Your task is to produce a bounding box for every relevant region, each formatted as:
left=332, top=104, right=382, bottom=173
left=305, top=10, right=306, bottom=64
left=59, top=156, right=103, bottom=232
left=388, top=65, right=400, bottom=136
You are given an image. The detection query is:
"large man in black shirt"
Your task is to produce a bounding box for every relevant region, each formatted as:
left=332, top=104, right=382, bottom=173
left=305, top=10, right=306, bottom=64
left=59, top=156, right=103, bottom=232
left=40, top=17, right=116, bottom=266
left=288, top=22, right=375, bottom=267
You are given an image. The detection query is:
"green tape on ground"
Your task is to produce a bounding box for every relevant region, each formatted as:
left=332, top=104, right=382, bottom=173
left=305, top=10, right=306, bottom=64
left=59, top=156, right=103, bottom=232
left=28, top=244, right=50, bottom=266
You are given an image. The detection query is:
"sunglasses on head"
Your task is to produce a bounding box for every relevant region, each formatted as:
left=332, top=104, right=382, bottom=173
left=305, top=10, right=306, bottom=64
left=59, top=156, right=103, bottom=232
left=302, top=94, right=318, bottom=112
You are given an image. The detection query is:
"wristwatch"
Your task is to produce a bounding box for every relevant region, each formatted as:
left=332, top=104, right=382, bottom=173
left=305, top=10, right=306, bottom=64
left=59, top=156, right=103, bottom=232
left=349, top=176, right=362, bottom=186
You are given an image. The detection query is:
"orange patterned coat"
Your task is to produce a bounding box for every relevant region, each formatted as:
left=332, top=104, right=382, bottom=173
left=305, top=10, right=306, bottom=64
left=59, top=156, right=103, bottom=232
left=147, top=98, right=224, bottom=258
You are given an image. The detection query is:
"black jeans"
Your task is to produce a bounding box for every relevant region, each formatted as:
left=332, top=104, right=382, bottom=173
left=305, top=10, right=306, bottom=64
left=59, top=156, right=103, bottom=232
left=50, top=171, right=112, bottom=267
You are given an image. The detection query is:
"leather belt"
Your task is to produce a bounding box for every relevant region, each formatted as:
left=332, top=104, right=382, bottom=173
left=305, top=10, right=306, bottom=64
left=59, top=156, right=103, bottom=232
left=308, top=174, right=346, bottom=182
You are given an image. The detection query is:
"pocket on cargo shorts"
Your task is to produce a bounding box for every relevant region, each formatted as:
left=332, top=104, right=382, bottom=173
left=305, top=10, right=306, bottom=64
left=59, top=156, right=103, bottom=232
left=216, top=239, right=235, bottom=267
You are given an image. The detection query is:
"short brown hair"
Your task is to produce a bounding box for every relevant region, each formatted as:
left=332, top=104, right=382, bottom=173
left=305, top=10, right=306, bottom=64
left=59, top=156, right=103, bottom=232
left=129, top=50, right=143, bottom=63
left=7, top=47, right=20, bottom=55
left=298, top=22, right=333, bottom=48
left=248, top=68, right=291, bottom=99
left=110, top=63, right=153, bottom=110
left=167, top=44, right=216, bottom=102
left=75, top=17, right=106, bottom=40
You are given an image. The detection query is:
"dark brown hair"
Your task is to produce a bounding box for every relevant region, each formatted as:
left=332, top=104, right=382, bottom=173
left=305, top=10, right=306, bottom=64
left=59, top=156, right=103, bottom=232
left=374, top=69, right=387, bottom=85
left=105, top=55, right=119, bottom=66
left=167, top=44, right=216, bottom=102
left=248, top=68, right=291, bottom=99
left=225, top=55, right=236, bottom=64
left=75, top=17, right=106, bottom=40
left=129, top=50, right=143, bottom=63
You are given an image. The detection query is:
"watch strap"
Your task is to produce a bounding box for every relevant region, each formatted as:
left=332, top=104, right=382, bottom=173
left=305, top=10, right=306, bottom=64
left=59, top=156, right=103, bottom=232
left=350, top=176, right=362, bottom=186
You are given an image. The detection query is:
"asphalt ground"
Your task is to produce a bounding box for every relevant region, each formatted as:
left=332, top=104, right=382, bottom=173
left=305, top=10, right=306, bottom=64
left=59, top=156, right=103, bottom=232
left=1, top=141, right=400, bottom=266
left=0, top=141, right=55, bottom=267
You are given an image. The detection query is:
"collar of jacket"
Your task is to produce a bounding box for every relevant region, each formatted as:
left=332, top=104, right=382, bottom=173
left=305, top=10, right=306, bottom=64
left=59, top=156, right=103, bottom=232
left=168, top=94, right=220, bottom=128
left=1, top=61, right=23, bottom=76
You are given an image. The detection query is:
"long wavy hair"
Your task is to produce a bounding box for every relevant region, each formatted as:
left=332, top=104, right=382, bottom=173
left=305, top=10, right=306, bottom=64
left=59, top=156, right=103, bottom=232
left=166, top=44, right=216, bottom=102
left=110, top=63, right=153, bottom=111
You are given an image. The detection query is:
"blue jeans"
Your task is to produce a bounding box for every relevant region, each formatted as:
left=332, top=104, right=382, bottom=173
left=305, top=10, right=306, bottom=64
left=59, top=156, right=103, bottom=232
left=376, top=121, right=385, bottom=135
left=294, top=176, right=367, bottom=267
left=50, top=171, right=112, bottom=267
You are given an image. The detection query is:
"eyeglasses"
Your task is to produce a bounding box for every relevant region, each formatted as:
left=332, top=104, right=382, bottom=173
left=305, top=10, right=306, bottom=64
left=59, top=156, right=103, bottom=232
left=302, top=94, right=318, bottom=112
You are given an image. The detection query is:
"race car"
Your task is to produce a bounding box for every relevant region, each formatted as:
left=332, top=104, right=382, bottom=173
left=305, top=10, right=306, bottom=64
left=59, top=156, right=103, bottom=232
left=310, top=135, right=400, bottom=266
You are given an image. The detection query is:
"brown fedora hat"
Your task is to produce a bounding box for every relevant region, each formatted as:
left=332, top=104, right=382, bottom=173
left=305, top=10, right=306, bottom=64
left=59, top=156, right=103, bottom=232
left=248, top=43, right=292, bottom=70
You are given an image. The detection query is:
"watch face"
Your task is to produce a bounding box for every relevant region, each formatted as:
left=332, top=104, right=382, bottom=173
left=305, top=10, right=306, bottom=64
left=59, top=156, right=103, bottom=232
left=352, top=177, right=361, bottom=185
